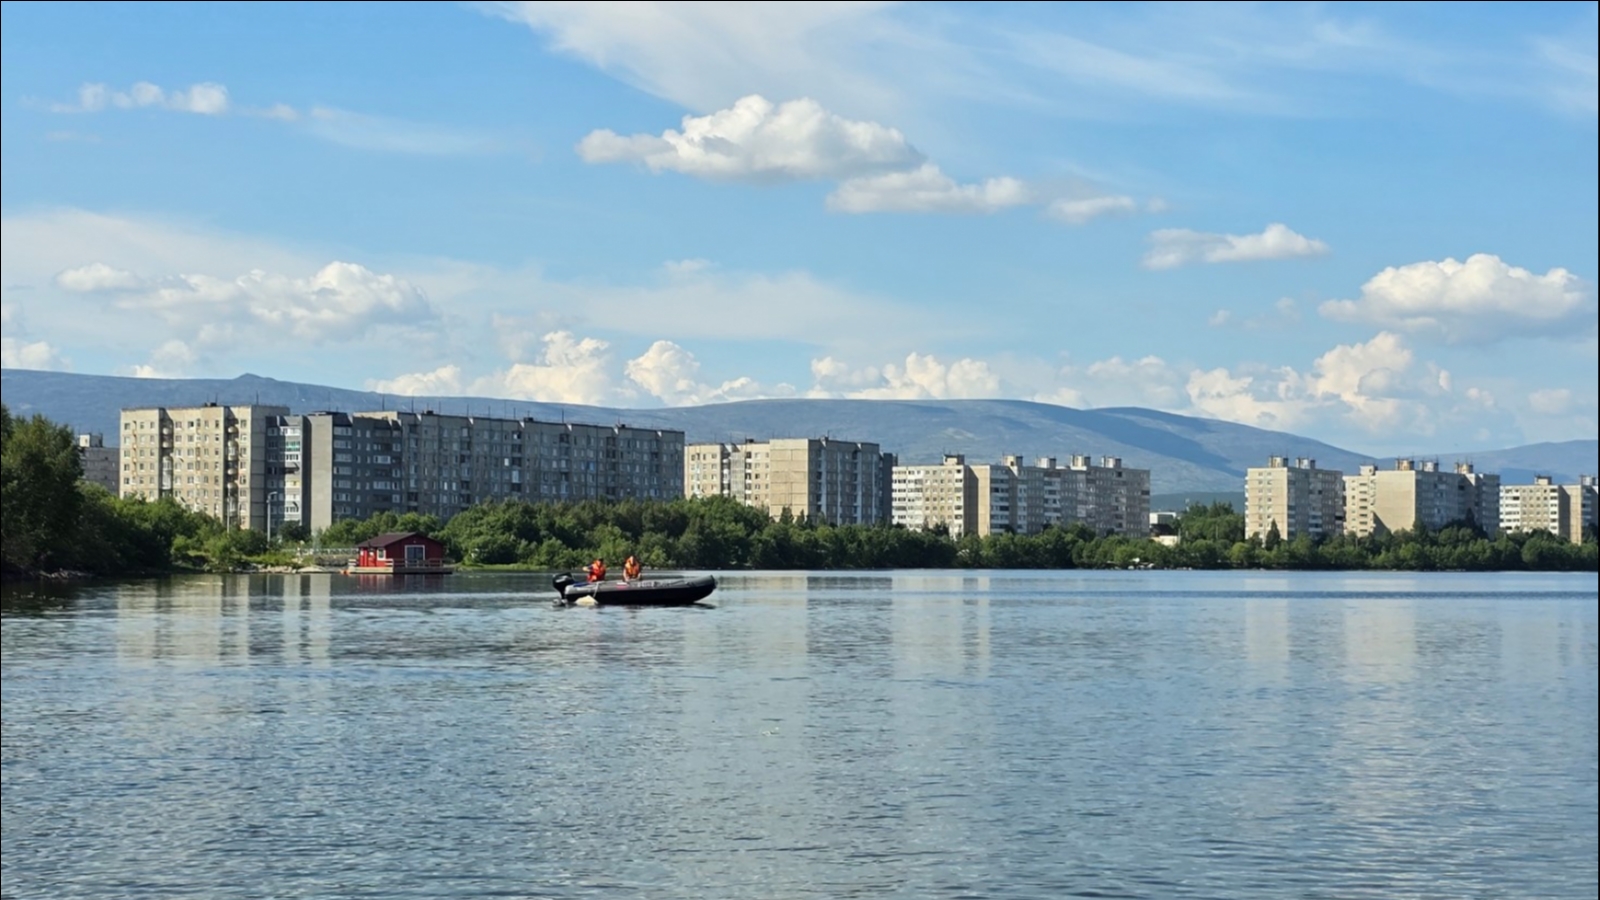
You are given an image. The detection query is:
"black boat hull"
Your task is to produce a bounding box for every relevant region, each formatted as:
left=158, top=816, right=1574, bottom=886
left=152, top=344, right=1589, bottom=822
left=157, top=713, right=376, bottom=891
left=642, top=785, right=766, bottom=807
left=553, top=573, right=717, bottom=606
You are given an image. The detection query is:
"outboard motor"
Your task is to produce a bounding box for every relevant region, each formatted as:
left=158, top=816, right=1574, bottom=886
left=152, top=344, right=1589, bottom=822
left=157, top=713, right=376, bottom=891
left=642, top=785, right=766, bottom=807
left=552, top=573, right=574, bottom=597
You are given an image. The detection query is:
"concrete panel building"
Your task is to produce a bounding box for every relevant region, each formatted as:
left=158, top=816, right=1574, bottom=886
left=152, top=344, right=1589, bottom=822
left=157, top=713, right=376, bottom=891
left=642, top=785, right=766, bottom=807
left=1501, top=475, right=1598, bottom=543
left=123, top=405, right=685, bottom=534
left=683, top=437, right=894, bottom=525
left=1343, top=459, right=1501, bottom=538
left=1245, top=456, right=1345, bottom=541
left=77, top=433, right=120, bottom=494
left=890, top=454, right=979, bottom=537
left=119, top=403, right=288, bottom=530
left=1068, top=455, right=1152, bottom=539
left=891, top=453, right=1150, bottom=539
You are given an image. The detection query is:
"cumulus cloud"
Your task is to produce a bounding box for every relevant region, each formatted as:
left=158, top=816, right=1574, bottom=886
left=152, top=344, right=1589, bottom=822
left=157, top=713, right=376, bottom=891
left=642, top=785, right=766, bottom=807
left=625, top=340, right=792, bottom=405
left=578, top=95, right=922, bottom=182
left=580, top=93, right=1148, bottom=220
left=809, top=352, right=1001, bottom=400
left=0, top=337, right=69, bottom=371
left=54, top=262, right=148, bottom=293
left=826, top=164, right=1032, bottom=215
left=126, top=340, right=200, bottom=379
left=56, top=260, right=434, bottom=345
left=1184, top=331, right=1455, bottom=435
left=1142, top=222, right=1329, bottom=269
left=1318, top=253, right=1595, bottom=343
left=370, top=335, right=791, bottom=407
left=53, top=81, right=229, bottom=115
left=368, top=365, right=466, bottom=397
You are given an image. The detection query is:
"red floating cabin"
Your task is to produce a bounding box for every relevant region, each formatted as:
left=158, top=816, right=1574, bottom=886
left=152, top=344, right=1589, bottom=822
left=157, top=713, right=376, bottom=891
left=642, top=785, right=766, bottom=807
left=349, top=532, right=453, bottom=575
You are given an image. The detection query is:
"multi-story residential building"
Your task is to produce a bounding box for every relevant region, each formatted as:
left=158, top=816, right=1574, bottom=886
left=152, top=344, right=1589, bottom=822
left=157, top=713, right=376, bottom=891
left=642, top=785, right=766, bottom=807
left=313, top=411, right=685, bottom=531
left=1500, top=474, right=1598, bottom=544
left=76, top=433, right=120, bottom=494
left=1245, top=456, right=1345, bottom=541
left=890, top=454, right=979, bottom=536
left=891, top=453, right=1151, bottom=538
left=1343, top=459, right=1501, bottom=537
left=119, top=404, right=288, bottom=530
left=1068, top=455, right=1151, bottom=539
left=121, top=405, right=685, bottom=533
left=683, top=437, right=895, bottom=525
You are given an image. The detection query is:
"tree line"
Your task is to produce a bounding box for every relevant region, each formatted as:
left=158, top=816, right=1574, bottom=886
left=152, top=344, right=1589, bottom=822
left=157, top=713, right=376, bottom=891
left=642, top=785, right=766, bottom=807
left=329, top=496, right=1596, bottom=573
left=4, top=404, right=1595, bottom=577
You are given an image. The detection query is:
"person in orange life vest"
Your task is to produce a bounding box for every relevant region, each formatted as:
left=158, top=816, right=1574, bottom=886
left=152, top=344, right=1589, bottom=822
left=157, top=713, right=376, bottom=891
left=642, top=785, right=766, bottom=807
left=623, top=555, right=642, bottom=582
left=586, top=558, right=607, bottom=583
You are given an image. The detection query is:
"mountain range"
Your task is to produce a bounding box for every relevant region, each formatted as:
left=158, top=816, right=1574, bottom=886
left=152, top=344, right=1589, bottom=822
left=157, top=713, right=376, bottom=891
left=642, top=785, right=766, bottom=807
left=3, top=368, right=1594, bottom=495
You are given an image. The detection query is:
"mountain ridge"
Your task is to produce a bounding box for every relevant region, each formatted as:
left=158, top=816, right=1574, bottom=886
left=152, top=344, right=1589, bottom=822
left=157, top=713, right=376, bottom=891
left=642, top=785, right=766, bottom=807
left=3, top=368, right=1593, bottom=493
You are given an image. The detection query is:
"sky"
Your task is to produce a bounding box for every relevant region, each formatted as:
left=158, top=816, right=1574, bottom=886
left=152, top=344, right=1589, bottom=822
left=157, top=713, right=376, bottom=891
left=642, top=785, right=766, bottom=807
left=1, top=1, right=1596, bottom=455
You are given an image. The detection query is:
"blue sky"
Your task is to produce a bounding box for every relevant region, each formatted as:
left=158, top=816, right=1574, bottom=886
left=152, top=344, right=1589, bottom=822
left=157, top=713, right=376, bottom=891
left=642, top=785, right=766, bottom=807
left=2, top=0, right=1596, bottom=455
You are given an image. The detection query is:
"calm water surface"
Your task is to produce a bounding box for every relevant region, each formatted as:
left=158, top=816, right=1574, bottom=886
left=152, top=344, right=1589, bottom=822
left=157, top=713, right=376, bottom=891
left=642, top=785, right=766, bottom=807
left=2, top=571, right=1596, bottom=899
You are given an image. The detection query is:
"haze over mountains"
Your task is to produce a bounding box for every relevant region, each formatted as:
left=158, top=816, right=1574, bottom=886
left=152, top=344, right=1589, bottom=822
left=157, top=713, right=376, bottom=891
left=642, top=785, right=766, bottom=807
left=3, top=368, right=1595, bottom=495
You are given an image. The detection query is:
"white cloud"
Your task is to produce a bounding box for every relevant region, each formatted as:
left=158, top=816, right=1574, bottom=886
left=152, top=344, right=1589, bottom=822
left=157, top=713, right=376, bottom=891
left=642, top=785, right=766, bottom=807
left=53, top=81, right=229, bottom=115
left=1318, top=253, right=1595, bottom=344
left=483, top=1, right=1597, bottom=132
left=624, top=340, right=792, bottom=405
left=368, top=365, right=466, bottom=397
left=809, top=352, right=1001, bottom=400
left=57, top=259, right=434, bottom=345
left=1184, top=331, right=1462, bottom=436
left=1527, top=387, right=1573, bottom=415
left=826, top=164, right=1032, bottom=215
left=0, top=337, right=69, bottom=371
left=472, top=331, right=617, bottom=405
left=126, top=340, right=199, bottom=379
left=46, top=82, right=498, bottom=155
left=1045, top=195, right=1139, bottom=225
left=581, top=93, right=1147, bottom=219
left=54, top=262, right=148, bottom=293
left=624, top=340, right=701, bottom=404
left=478, top=2, right=902, bottom=117
left=1142, top=223, right=1330, bottom=269
left=371, top=334, right=792, bottom=407
left=578, top=95, right=922, bottom=182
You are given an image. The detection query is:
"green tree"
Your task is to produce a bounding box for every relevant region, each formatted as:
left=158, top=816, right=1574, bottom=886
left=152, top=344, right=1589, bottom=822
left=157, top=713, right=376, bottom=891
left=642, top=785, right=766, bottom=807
left=1, top=406, right=85, bottom=573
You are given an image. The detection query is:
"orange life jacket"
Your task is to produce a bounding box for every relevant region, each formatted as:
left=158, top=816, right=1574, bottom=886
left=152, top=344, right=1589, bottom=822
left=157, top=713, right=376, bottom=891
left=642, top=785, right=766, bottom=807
left=624, top=557, right=641, bottom=579
left=587, top=560, right=607, bottom=582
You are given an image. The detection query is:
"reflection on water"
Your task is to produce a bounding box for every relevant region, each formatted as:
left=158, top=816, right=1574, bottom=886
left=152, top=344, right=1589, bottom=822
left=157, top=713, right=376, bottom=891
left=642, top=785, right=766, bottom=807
left=2, top=570, right=1596, bottom=899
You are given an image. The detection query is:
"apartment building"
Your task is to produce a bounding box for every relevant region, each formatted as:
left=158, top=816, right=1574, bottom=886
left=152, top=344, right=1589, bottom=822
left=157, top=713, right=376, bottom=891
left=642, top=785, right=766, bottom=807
left=1343, top=459, right=1501, bottom=537
left=119, top=403, right=287, bottom=530
left=1069, top=455, right=1152, bottom=539
left=76, top=433, right=119, bottom=494
left=891, top=453, right=1151, bottom=538
left=121, top=405, right=685, bottom=533
left=1245, top=456, right=1345, bottom=541
left=683, top=437, right=895, bottom=525
left=890, top=455, right=979, bottom=537
left=1500, top=475, right=1598, bottom=544
left=316, top=411, right=685, bottom=530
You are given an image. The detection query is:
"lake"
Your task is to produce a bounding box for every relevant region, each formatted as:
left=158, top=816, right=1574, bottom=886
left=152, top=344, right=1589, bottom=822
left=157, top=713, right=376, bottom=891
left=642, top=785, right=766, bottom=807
left=2, top=570, right=1596, bottom=899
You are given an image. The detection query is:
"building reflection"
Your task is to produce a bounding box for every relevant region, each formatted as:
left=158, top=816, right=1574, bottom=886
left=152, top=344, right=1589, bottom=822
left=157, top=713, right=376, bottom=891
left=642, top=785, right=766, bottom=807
left=890, top=574, right=991, bottom=680
left=115, top=576, right=250, bottom=666
left=1244, top=597, right=1290, bottom=683
left=114, top=574, right=336, bottom=666
left=281, top=574, right=333, bottom=666
left=1343, top=598, right=1416, bottom=683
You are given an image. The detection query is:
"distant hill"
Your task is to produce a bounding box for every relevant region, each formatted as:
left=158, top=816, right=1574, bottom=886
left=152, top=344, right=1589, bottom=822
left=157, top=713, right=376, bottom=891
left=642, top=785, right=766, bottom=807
left=3, top=368, right=1595, bottom=493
